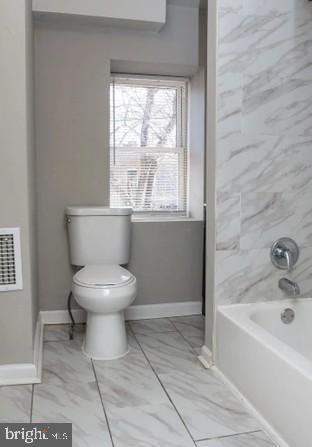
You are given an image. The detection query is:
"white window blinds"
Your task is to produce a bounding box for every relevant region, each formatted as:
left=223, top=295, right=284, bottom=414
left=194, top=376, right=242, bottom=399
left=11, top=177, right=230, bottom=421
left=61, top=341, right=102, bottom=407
left=110, top=76, right=188, bottom=215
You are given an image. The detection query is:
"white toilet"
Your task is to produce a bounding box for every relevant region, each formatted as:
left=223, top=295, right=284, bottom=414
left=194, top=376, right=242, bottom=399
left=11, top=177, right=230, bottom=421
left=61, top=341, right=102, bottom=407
left=65, top=206, right=137, bottom=360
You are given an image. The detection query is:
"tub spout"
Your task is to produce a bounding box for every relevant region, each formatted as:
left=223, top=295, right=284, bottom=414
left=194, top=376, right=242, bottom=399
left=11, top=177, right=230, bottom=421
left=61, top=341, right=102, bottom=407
left=278, top=278, right=300, bottom=297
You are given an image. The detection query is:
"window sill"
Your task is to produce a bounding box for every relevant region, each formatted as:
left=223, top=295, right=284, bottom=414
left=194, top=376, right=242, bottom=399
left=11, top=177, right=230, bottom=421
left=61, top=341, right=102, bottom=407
left=131, top=215, right=204, bottom=223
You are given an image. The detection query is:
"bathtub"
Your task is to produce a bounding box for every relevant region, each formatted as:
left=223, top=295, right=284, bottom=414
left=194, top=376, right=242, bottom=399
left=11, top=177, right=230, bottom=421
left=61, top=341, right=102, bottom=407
left=216, top=299, right=312, bottom=447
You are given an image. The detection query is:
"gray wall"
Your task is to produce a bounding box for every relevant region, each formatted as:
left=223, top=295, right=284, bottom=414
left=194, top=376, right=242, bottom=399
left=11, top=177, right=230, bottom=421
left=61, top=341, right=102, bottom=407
left=35, top=4, right=200, bottom=74
left=215, top=0, right=312, bottom=306
left=129, top=221, right=203, bottom=306
left=0, top=0, right=37, bottom=364
left=35, top=5, right=205, bottom=311
left=35, top=30, right=111, bottom=312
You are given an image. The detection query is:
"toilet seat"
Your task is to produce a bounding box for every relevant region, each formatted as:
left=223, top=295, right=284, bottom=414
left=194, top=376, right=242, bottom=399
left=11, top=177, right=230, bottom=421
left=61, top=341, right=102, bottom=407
left=73, top=265, right=135, bottom=289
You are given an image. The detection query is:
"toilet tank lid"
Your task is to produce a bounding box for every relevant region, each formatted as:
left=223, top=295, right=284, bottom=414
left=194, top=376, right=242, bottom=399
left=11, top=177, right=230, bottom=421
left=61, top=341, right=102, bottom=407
left=65, top=206, right=132, bottom=216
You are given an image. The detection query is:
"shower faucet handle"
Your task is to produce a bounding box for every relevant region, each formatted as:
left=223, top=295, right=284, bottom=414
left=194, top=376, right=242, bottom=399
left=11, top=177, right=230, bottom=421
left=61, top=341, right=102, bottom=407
left=270, top=238, right=299, bottom=271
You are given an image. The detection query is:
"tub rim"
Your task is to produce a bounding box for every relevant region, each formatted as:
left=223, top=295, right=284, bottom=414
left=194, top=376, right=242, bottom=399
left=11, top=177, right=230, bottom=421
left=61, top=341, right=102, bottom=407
left=217, top=298, right=312, bottom=379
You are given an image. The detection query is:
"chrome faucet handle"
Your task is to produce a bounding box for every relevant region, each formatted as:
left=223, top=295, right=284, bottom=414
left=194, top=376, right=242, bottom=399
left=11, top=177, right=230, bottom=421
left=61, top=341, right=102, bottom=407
left=271, top=238, right=299, bottom=271
left=274, top=244, right=292, bottom=270
left=283, top=250, right=292, bottom=271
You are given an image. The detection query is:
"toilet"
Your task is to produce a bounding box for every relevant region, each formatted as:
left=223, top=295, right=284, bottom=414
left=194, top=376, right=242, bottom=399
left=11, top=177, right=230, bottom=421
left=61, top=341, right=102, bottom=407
left=65, top=206, right=137, bottom=360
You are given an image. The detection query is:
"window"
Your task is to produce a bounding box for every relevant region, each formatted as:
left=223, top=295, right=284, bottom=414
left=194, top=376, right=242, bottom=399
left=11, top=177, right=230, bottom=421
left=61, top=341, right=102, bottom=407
left=110, top=75, right=188, bottom=216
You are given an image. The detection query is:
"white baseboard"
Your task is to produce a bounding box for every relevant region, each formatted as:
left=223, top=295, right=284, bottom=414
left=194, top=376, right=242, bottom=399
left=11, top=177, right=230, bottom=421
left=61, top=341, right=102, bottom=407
left=33, top=313, right=44, bottom=383
left=40, top=309, right=86, bottom=325
left=0, top=364, right=38, bottom=386
left=125, top=300, right=202, bottom=320
left=40, top=301, right=202, bottom=324
left=0, top=314, right=43, bottom=386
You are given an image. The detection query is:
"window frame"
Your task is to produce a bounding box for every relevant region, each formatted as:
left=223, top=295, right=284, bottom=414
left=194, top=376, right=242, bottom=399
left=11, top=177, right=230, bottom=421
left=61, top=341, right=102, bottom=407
left=110, top=74, right=189, bottom=218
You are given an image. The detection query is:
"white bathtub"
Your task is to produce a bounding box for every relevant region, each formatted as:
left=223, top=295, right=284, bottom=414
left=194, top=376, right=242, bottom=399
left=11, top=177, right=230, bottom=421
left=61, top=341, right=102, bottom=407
left=216, top=299, right=312, bottom=447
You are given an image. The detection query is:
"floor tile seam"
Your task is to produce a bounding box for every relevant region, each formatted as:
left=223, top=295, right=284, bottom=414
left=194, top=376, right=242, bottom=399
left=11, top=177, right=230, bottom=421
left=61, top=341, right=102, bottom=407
left=157, top=371, right=264, bottom=434
left=128, top=325, right=197, bottom=447
left=169, top=319, right=202, bottom=355
left=91, top=360, right=116, bottom=447
left=30, top=384, right=34, bottom=423
left=130, top=330, right=178, bottom=336
left=43, top=340, right=71, bottom=343
left=129, top=317, right=178, bottom=335
left=129, top=317, right=177, bottom=323
left=195, top=429, right=263, bottom=443
left=168, top=316, right=204, bottom=326
left=134, top=325, right=264, bottom=445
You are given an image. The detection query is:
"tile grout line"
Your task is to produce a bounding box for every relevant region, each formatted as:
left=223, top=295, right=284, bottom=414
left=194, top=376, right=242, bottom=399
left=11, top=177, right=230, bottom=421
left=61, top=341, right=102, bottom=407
left=129, top=326, right=197, bottom=447
left=128, top=329, right=177, bottom=336
left=195, top=429, right=263, bottom=443
left=168, top=318, right=202, bottom=356
left=91, top=360, right=116, bottom=447
left=128, top=319, right=177, bottom=335
left=30, top=384, right=34, bottom=423
left=44, top=323, right=276, bottom=446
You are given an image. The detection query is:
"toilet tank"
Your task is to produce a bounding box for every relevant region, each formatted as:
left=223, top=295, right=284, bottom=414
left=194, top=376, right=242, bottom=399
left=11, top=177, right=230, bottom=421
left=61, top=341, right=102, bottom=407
left=65, top=206, right=132, bottom=266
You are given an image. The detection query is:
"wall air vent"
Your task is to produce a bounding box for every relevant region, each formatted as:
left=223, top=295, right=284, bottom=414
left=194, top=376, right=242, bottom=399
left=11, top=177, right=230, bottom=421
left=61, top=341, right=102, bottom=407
left=0, top=228, right=23, bottom=292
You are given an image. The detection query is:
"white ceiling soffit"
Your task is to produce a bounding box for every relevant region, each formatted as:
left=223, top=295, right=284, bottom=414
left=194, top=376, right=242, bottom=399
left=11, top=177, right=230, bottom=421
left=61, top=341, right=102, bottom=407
left=32, top=0, right=167, bottom=31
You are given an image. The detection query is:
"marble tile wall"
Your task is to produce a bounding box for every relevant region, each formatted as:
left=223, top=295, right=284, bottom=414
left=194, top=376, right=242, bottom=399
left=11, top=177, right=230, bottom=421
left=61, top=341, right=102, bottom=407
left=215, top=0, right=312, bottom=305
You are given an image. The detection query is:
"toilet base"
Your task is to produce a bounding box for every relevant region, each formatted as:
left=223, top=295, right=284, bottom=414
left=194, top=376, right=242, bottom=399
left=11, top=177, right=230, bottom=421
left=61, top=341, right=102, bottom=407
left=83, top=311, right=129, bottom=360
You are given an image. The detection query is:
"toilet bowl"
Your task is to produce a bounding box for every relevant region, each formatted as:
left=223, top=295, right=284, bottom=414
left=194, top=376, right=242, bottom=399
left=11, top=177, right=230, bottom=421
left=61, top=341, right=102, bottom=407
left=72, top=265, right=137, bottom=360
left=65, top=206, right=136, bottom=361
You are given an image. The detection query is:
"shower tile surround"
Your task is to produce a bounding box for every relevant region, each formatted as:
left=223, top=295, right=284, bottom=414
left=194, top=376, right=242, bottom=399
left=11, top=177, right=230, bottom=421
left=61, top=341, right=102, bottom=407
left=0, top=321, right=277, bottom=447
left=216, top=0, right=312, bottom=304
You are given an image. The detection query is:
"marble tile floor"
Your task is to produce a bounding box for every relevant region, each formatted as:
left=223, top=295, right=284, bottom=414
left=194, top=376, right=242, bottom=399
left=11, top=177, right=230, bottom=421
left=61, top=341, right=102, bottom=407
left=0, top=316, right=278, bottom=447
